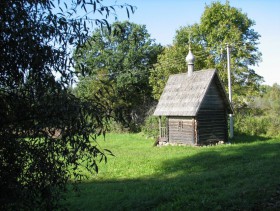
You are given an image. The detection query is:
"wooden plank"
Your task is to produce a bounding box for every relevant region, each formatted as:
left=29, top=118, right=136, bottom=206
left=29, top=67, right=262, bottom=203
left=197, top=115, right=226, bottom=118
left=199, top=112, right=226, bottom=115
left=198, top=125, right=226, bottom=130
left=170, top=136, right=194, bottom=140
left=169, top=134, right=194, bottom=141
left=168, top=117, right=195, bottom=144
left=170, top=140, right=194, bottom=145
left=198, top=128, right=226, bottom=133
left=169, top=132, right=194, bottom=137
left=169, top=123, right=194, bottom=127
left=168, top=123, right=193, bottom=126
left=199, top=132, right=225, bottom=137
left=199, top=82, right=226, bottom=110
left=198, top=120, right=226, bottom=123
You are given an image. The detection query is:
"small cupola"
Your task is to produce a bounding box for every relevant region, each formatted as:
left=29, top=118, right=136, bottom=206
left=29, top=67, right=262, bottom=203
left=186, top=46, right=195, bottom=77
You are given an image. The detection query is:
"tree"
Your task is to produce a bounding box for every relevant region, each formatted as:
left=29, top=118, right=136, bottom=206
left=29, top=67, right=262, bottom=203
left=200, top=1, right=263, bottom=108
left=0, top=0, right=133, bottom=209
left=235, top=83, right=280, bottom=136
left=150, top=24, right=208, bottom=100
left=265, top=84, right=280, bottom=116
left=74, top=21, right=162, bottom=130
left=150, top=2, right=263, bottom=110
left=252, top=83, right=280, bottom=116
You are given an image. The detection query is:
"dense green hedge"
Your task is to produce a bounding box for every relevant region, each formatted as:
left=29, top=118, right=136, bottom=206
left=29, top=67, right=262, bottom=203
left=235, top=114, right=280, bottom=137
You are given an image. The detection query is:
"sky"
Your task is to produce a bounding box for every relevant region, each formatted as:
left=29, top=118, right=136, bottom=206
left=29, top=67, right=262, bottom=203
left=109, top=0, right=280, bottom=86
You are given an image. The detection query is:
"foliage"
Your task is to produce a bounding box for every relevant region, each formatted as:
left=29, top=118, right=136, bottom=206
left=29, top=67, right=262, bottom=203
left=150, top=1, right=263, bottom=110
left=65, top=133, right=280, bottom=210
left=74, top=21, right=162, bottom=131
left=235, top=113, right=280, bottom=137
left=257, top=84, right=280, bottom=116
left=239, top=83, right=280, bottom=137
left=141, top=115, right=160, bottom=138
left=234, top=113, right=269, bottom=136
left=0, top=0, right=134, bottom=209
left=141, top=115, right=168, bottom=138
left=149, top=24, right=207, bottom=100
left=200, top=1, right=263, bottom=108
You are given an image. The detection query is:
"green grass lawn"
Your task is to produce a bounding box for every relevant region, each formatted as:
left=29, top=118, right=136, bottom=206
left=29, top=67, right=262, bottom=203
left=64, top=133, right=280, bottom=210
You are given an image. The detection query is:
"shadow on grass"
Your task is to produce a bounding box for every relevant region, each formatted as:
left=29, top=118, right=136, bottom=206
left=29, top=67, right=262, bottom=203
left=231, top=132, right=271, bottom=144
left=65, top=138, right=280, bottom=210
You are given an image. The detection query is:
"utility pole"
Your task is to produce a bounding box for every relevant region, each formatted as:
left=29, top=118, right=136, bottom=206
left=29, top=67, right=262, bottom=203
left=227, top=44, right=234, bottom=138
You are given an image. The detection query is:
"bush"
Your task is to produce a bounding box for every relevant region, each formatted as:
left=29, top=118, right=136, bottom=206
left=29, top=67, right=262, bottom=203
left=141, top=116, right=168, bottom=138
left=141, top=116, right=159, bottom=138
left=235, top=114, right=280, bottom=137
left=267, top=117, right=280, bottom=137
left=235, top=114, right=267, bottom=136
left=107, top=119, right=131, bottom=133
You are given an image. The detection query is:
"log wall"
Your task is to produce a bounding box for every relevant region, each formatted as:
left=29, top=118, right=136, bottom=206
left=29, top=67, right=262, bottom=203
left=197, top=79, right=228, bottom=144
left=168, top=117, right=195, bottom=145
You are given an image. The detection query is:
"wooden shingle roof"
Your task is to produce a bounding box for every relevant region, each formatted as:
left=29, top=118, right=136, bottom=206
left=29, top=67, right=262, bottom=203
left=153, top=69, right=233, bottom=116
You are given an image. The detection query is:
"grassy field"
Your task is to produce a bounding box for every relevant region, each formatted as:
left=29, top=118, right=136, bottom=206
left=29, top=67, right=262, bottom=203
left=64, top=133, right=280, bottom=210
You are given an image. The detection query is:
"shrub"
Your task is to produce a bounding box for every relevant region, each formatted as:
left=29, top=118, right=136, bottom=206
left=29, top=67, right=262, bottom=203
left=235, top=114, right=269, bottom=136
left=141, top=115, right=159, bottom=138
left=107, top=119, right=131, bottom=133
left=267, top=117, right=280, bottom=137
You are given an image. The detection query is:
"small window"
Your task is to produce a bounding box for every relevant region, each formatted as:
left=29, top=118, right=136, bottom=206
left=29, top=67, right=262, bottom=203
left=178, top=121, right=183, bottom=131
